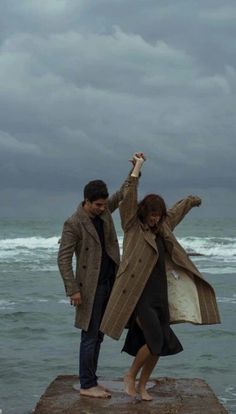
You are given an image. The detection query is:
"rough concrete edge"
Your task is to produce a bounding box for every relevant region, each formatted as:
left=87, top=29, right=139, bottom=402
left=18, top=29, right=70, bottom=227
left=33, top=376, right=229, bottom=414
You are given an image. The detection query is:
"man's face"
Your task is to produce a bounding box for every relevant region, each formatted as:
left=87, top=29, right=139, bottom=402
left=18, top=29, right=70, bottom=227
left=85, top=198, right=108, bottom=217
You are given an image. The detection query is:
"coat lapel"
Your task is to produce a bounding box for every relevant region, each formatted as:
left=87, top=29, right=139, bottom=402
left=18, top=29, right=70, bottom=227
left=76, top=204, right=100, bottom=244
left=141, top=223, right=158, bottom=252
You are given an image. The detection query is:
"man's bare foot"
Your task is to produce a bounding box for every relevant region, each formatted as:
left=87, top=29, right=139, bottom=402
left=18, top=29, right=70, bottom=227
left=80, top=385, right=111, bottom=398
left=138, top=388, right=153, bottom=401
left=97, top=383, right=112, bottom=396
left=124, top=374, right=136, bottom=397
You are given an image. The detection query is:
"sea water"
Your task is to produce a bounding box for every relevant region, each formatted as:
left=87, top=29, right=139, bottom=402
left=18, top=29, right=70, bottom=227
left=0, top=218, right=235, bottom=413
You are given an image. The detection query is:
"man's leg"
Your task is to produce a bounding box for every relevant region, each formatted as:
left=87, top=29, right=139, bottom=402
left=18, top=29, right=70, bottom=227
left=79, top=282, right=110, bottom=398
left=93, top=330, right=104, bottom=375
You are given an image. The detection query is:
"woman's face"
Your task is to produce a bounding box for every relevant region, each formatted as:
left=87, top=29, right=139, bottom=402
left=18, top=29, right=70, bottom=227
left=146, top=212, right=162, bottom=228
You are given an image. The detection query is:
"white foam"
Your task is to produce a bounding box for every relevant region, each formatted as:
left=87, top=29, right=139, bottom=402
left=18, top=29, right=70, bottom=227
left=30, top=265, right=58, bottom=272
left=0, top=300, right=16, bottom=310
left=0, top=235, right=235, bottom=274
left=219, top=385, right=236, bottom=408
left=0, top=299, right=16, bottom=306
left=217, top=295, right=236, bottom=304
left=179, top=236, right=236, bottom=259
left=0, top=236, right=60, bottom=261
left=225, top=385, right=236, bottom=397
left=0, top=236, right=60, bottom=250
left=118, top=235, right=236, bottom=259
left=58, top=299, right=70, bottom=304
left=0, top=298, right=66, bottom=310
left=200, top=267, right=236, bottom=274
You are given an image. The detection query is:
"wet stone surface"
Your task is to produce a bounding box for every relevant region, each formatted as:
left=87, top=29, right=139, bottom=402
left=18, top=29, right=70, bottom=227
left=33, top=375, right=228, bottom=414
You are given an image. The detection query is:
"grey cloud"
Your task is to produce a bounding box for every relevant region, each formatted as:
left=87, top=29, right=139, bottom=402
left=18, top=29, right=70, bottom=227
left=0, top=0, right=235, bottom=217
left=0, top=130, right=41, bottom=155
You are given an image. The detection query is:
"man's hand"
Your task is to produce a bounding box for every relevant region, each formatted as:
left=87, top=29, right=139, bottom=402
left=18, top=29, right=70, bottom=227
left=70, top=292, right=82, bottom=306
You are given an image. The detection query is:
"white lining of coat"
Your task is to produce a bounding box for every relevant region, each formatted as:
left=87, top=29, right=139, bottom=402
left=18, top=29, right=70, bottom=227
left=167, top=269, right=202, bottom=324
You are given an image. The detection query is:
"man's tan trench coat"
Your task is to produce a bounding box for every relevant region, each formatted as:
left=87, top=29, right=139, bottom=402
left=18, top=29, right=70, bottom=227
left=57, top=175, right=132, bottom=331
left=100, top=176, right=221, bottom=340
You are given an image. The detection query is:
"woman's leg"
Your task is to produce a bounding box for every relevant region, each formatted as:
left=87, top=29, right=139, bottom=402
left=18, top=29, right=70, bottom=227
left=125, top=310, right=161, bottom=399
left=138, top=354, right=159, bottom=400
left=124, top=344, right=151, bottom=396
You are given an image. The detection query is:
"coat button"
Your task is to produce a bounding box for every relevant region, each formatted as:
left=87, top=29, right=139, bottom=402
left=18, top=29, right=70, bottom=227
left=131, top=274, right=135, bottom=278
left=79, top=282, right=83, bottom=287
left=122, top=289, right=126, bottom=294
left=85, top=247, right=89, bottom=251
left=82, top=265, right=87, bottom=269
left=138, top=259, right=142, bottom=263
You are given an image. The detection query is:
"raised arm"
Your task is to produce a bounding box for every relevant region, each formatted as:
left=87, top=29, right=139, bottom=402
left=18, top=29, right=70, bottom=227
left=119, top=153, right=145, bottom=231
left=107, top=153, right=145, bottom=213
left=107, top=173, right=132, bottom=213
left=166, top=195, right=202, bottom=230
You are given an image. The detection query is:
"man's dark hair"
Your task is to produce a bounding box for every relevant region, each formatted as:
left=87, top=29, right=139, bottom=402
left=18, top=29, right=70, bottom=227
left=83, top=180, right=109, bottom=202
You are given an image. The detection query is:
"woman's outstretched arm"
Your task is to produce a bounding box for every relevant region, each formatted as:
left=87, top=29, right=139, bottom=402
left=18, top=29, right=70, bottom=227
left=166, top=195, right=202, bottom=230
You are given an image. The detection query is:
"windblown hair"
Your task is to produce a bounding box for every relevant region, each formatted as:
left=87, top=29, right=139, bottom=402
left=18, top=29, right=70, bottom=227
left=83, top=180, right=109, bottom=202
left=137, top=194, right=167, bottom=224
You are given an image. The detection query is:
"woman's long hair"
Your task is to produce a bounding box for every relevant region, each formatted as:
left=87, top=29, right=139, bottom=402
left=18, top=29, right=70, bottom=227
left=137, top=194, right=167, bottom=224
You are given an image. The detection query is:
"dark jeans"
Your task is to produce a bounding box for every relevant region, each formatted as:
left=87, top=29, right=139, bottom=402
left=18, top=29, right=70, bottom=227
left=79, top=281, right=111, bottom=389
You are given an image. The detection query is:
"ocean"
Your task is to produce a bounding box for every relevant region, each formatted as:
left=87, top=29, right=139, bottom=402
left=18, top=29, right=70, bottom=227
left=0, top=217, right=235, bottom=414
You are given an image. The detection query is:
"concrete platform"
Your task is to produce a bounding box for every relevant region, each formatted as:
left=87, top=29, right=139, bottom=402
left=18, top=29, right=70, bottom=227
left=33, top=375, right=228, bottom=414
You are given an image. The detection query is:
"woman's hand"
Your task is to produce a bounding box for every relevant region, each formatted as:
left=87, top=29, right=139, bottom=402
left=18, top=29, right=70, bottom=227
left=130, top=152, right=146, bottom=177
left=188, top=195, right=202, bottom=207
left=130, top=152, right=146, bottom=166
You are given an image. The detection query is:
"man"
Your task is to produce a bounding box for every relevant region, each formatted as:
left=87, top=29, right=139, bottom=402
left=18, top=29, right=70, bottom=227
left=58, top=170, right=131, bottom=398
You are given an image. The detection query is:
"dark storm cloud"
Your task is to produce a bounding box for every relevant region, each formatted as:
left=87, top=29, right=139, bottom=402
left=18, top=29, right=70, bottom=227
left=0, top=0, right=235, bottom=217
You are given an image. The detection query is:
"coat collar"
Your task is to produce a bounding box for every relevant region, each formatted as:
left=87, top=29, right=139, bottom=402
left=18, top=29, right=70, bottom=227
left=76, top=203, right=99, bottom=243
left=76, top=203, right=110, bottom=243
left=139, top=221, right=171, bottom=253
left=140, top=221, right=158, bottom=252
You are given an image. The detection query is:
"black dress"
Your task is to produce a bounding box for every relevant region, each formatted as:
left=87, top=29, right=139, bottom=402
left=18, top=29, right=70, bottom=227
left=122, top=236, right=183, bottom=357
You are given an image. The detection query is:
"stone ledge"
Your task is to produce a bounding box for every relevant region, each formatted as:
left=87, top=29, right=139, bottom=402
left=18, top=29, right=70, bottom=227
left=33, top=375, right=228, bottom=414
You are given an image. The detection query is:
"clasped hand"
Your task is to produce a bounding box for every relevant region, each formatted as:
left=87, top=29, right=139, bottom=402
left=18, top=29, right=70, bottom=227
left=130, top=152, right=146, bottom=165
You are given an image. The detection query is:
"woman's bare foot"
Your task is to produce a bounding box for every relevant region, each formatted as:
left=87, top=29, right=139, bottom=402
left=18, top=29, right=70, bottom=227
left=80, top=385, right=111, bottom=398
left=138, top=387, right=153, bottom=401
left=124, top=374, right=136, bottom=397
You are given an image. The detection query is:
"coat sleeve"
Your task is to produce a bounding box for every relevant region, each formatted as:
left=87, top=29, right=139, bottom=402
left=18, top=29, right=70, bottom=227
left=166, top=195, right=201, bottom=231
left=107, top=171, right=133, bottom=213
left=119, top=176, right=139, bottom=231
left=57, top=219, right=81, bottom=296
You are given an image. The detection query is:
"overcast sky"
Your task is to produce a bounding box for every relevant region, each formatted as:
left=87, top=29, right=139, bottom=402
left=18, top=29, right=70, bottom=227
left=0, top=0, right=235, bottom=219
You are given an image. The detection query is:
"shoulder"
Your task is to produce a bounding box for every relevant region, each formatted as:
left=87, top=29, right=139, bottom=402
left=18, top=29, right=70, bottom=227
left=63, top=209, right=83, bottom=233
left=160, top=220, right=172, bottom=235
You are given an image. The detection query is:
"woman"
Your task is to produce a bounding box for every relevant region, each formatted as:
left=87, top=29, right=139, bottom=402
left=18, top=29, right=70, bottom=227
left=100, top=154, right=220, bottom=401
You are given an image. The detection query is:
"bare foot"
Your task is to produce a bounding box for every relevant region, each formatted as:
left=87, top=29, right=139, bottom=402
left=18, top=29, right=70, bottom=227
left=138, top=388, right=153, bottom=401
left=80, top=385, right=111, bottom=398
left=124, top=374, right=136, bottom=397
left=97, top=383, right=112, bottom=396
